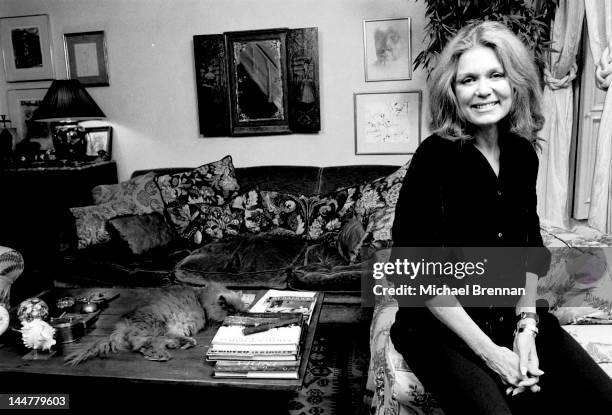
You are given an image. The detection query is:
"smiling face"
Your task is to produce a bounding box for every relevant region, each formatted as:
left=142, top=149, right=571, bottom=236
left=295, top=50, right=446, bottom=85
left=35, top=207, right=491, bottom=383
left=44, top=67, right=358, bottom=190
left=454, top=46, right=512, bottom=131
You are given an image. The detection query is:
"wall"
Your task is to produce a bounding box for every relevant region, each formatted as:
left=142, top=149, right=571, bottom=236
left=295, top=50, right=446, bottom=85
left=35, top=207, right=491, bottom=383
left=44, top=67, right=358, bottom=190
left=0, top=0, right=428, bottom=180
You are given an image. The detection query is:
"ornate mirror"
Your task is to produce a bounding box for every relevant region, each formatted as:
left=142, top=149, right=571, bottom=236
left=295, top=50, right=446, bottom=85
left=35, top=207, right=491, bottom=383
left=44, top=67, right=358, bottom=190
left=226, top=29, right=290, bottom=135
left=194, top=27, right=320, bottom=137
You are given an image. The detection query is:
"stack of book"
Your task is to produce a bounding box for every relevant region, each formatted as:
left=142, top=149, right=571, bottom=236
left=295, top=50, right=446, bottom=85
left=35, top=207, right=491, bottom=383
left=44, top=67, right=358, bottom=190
left=206, top=290, right=317, bottom=379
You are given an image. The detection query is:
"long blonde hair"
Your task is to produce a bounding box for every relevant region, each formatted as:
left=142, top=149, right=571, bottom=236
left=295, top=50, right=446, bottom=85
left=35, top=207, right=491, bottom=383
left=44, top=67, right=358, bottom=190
left=428, top=21, right=544, bottom=142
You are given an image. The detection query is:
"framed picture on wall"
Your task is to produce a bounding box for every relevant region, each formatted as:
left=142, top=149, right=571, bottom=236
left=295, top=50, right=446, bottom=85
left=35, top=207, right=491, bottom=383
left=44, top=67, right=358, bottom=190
left=84, top=126, right=112, bottom=159
left=354, top=90, right=421, bottom=155
left=0, top=14, right=55, bottom=82
left=7, top=88, right=52, bottom=145
left=64, top=31, right=110, bottom=86
left=363, top=17, right=412, bottom=82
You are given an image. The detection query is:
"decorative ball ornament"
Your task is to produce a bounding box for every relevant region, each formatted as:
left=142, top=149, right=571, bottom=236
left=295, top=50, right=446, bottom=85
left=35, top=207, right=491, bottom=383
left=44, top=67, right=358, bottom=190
left=0, top=305, right=9, bottom=336
left=17, top=298, right=50, bottom=323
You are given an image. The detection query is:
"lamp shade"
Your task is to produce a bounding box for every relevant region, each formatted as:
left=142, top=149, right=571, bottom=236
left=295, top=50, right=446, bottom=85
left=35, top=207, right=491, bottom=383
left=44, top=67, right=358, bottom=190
left=33, top=80, right=106, bottom=122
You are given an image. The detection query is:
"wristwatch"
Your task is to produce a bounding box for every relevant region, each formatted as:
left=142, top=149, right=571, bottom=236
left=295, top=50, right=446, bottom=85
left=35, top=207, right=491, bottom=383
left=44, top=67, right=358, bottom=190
left=517, top=311, right=539, bottom=325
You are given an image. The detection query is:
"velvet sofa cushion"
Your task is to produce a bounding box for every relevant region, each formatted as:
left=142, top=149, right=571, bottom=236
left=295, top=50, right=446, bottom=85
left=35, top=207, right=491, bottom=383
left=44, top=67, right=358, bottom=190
left=91, top=171, right=164, bottom=214
left=107, top=213, right=176, bottom=256
left=174, top=233, right=308, bottom=289
left=154, top=155, right=241, bottom=238
left=289, top=243, right=365, bottom=293
left=56, top=244, right=190, bottom=288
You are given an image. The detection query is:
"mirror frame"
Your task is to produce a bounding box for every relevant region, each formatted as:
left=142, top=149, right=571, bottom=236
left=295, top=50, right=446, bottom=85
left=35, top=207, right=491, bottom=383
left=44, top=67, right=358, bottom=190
left=225, top=29, right=290, bottom=136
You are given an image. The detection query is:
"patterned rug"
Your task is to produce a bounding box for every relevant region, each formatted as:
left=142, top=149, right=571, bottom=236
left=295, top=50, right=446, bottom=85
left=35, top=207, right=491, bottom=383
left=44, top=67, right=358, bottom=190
left=288, top=324, right=370, bottom=415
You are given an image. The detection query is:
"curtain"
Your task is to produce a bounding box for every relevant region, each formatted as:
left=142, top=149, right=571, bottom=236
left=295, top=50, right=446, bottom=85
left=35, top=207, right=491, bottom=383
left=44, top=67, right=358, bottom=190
left=585, top=0, right=612, bottom=233
left=536, top=0, right=584, bottom=229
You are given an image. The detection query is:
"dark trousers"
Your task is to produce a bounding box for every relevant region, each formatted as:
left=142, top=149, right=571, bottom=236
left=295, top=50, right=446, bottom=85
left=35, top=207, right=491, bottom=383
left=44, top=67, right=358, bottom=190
left=390, top=309, right=612, bottom=415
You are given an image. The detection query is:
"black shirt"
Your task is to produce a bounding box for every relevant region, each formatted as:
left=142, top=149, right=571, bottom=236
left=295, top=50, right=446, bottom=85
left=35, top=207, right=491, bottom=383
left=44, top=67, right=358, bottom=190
left=390, top=132, right=551, bottom=327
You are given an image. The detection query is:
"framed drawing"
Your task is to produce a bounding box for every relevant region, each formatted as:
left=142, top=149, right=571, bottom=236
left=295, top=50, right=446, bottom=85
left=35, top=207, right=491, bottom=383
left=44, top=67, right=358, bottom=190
left=64, top=31, right=110, bottom=86
left=354, top=91, right=421, bottom=155
left=0, top=15, right=54, bottom=82
left=84, top=126, right=112, bottom=159
left=7, top=88, right=52, bottom=145
left=363, top=17, right=411, bottom=82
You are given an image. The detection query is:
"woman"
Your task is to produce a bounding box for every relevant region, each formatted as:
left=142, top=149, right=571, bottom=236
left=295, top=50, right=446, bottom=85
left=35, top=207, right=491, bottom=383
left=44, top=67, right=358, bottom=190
left=389, top=21, right=612, bottom=414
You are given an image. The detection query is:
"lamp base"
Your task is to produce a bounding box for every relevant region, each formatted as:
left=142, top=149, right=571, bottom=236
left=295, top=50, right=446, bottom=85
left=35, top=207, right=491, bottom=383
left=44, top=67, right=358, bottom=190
left=52, top=125, right=87, bottom=161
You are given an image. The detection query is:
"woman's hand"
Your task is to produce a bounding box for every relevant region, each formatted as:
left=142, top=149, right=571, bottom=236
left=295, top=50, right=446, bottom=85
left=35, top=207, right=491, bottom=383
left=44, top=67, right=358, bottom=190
left=511, top=331, right=544, bottom=394
left=480, top=344, right=539, bottom=388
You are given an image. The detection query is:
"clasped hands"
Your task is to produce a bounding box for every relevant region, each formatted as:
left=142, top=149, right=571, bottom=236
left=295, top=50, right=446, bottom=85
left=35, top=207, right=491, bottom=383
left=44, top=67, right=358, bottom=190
left=482, top=331, right=544, bottom=397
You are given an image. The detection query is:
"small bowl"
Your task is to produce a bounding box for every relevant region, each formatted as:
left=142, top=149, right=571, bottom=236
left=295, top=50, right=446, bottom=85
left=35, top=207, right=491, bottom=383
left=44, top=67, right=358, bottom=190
left=81, top=302, right=99, bottom=314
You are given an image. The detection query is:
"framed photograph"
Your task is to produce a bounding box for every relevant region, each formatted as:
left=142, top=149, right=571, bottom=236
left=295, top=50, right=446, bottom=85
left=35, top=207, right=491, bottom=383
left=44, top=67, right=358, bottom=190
left=0, top=15, right=54, bottom=82
left=354, top=91, right=421, bottom=155
left=64, top=31, right=110, bottom=86
left=7, top=88, right=52, bottom=144
left=84, top=126, right=112, bottom=158
left=363, top=17, right=411, bottom=82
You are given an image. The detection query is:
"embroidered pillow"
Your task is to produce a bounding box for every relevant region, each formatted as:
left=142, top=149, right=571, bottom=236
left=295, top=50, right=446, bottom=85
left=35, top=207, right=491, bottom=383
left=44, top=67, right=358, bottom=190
left=91, top=172, right=164, bottom=214
left=350, top=163, right=410, bottom=261
left=154, top=155, right=240, bottom=235
left=70, top=201, right=140, bottom=249
left=107, top=213, right=176, bottom=256
left=182, top=203, right=243, bottom=246
left=259, top=191, right=308, bottom=237
left=307, top=185, right=361, bottom=241
left=231, top=187, right=274, bottom=233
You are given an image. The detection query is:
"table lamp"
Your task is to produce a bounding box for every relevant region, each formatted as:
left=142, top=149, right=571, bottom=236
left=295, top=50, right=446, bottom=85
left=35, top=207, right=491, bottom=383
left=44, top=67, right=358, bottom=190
left=33, top=79, right=106, bottom=161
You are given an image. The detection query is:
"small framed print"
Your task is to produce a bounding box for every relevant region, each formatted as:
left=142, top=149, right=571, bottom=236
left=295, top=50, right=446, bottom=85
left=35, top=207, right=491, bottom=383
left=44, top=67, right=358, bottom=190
left=64, top=31, right=110, bottom=86
left=7, top=88, right=52, bottom=144
left=0, top=14, right=55, bottom=82
left=363, top=17, right=411, bottom=82
left=84, top=126, right=112, bottom=159
left=354, top=91, right=421, bottom=155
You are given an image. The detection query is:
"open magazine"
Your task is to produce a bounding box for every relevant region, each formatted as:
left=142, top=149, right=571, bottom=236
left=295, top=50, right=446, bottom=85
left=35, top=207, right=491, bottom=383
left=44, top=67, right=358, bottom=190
left=248, top=290, right=318, bottom=325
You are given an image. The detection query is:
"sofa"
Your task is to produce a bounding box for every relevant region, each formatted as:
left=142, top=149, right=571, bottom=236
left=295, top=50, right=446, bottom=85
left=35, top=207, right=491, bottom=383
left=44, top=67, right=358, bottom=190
left=365, top=224, right=612, bottom=414
left=54, top=155, right=406, bottom=323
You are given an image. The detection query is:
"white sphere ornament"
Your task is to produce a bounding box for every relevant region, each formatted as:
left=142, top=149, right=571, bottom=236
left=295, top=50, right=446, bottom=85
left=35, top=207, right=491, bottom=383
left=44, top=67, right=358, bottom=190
left=0, top=305, right=9, bottom=335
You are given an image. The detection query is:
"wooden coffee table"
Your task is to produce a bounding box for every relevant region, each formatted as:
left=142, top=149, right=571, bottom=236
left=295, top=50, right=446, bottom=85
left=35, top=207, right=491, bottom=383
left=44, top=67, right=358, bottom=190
left=0, top=288, right=324, bottom=410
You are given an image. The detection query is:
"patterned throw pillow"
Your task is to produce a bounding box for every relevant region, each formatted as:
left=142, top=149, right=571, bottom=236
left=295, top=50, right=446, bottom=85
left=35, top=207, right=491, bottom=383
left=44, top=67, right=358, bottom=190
left=231, top=187, right=273, bottom=233
left=307, top=185, right=361, bottom=241
left=70, top=201, right=140, bottom=249
left=348, top=163, right=410, bottom=262
left=259, top=191, right=308, bottom=237
left=182, top=203, right=243, bottom=246
left=91, top=172, right=164, bottom=214
left=154, top=155, right=240, bottom=235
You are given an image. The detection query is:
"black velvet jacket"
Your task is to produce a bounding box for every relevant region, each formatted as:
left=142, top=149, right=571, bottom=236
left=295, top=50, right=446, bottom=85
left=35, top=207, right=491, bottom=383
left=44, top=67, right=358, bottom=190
left=390, top=132, right=551, bottom=324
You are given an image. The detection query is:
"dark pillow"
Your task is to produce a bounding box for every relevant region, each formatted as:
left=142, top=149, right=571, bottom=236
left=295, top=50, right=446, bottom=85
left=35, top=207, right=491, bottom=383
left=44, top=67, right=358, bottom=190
left=107, top=213, right=176, bottom=255
left=154, top=155, right=240, bottom=237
